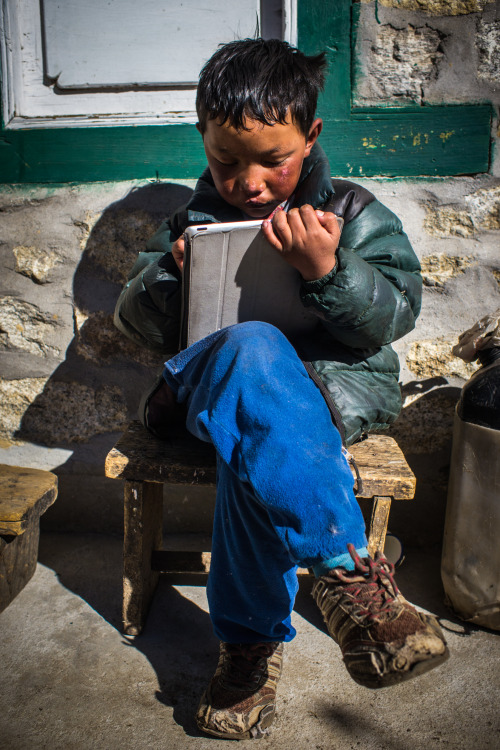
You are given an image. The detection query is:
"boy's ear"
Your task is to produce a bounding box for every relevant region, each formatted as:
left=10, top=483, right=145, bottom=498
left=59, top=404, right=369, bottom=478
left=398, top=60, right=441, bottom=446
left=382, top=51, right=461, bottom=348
left=304, top=118, right=322, bottom=156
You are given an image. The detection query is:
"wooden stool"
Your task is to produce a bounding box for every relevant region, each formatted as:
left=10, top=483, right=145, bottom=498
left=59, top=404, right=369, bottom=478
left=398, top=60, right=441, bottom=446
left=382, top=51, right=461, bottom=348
left=105, top=421, right=415, bottom=635
left=0, top=464, right=58, bottom=614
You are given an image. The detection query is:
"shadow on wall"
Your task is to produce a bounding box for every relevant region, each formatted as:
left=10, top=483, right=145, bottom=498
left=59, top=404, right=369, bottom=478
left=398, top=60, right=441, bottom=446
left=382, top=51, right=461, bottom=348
left=385, top=377, right=461, bottom=549
left=16, top=182, right=192, bottom=525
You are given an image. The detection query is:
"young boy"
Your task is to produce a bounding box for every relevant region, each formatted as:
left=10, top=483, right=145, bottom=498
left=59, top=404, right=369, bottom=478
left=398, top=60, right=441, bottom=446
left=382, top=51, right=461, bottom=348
left=114, top=39, right=449, bottom=740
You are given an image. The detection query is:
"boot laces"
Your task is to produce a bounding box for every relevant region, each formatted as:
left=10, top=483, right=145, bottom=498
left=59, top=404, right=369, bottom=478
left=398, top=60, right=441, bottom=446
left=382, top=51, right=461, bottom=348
left=221, top=642, right=278, bottom=689
left=327, top=543, right=400, bottom=622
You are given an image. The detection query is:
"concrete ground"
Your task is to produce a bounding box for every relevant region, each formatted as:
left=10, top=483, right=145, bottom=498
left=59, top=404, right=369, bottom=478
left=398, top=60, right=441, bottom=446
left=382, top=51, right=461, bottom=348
left=1, top=532, right=499, bottom=750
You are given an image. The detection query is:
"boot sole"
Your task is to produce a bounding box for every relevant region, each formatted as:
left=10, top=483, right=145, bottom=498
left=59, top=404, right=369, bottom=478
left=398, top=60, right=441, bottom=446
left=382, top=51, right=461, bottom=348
left=196, top=703, right=276, bottom=740
left=348, top=645, right=450, bottom=689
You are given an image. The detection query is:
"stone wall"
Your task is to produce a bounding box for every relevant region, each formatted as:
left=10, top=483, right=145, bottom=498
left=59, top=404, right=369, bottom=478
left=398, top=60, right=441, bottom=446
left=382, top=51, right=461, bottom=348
left=1, top=0, right=499, bottom=545
left=354, top=0, right=500, bottom=544
left=355, top=0, right=500, bottom=110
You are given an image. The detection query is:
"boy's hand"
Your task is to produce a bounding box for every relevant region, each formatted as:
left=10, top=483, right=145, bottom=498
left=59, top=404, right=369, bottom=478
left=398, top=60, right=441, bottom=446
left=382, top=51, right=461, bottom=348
left=262, top=205, right=341, bottom=281
left=172, top=236, right=185, bottom=272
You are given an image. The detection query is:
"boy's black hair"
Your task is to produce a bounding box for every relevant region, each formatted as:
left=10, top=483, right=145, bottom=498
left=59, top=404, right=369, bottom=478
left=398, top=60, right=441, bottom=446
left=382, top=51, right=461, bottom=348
left=196, top=38, right=327, bottom=136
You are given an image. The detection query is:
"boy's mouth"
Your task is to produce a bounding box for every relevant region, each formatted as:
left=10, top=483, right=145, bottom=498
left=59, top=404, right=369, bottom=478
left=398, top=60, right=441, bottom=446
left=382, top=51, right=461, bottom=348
left=244, top=200, right=277, bottom=216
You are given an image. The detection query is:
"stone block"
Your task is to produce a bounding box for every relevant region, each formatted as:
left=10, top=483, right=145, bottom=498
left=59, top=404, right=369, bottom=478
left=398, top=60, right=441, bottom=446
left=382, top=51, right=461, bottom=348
left=0, top=377, right=48, bottom=444
left=464, top=185, right=500, bottom=230
left=0, top=377, right=128, bottom=446
left=12, top=246, right=61, bottom=284
left=420, top=254, right=475, bottom=287
left=17, top=381, right=128, bottom=446
left=366, top=24, right=444, bottom=104
left=0, top=296, right=61, bottom=357
left=423, top=185, right=500, bottom=237
left=406, top=339, right=479, bottom=379
left=423, top=206, right=475, bottom=237
left=476, top=18, right=500, bottom=82
left=387, top=387, right=459, bottom=454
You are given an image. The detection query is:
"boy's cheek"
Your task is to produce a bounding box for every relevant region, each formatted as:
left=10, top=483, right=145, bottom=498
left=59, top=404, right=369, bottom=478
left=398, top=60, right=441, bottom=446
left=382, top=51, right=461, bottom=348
left=273, top=160, right=303, bottom=193
left=213, top=178, right=234, bottom=200
left=276, top=168, right=291, bottom=184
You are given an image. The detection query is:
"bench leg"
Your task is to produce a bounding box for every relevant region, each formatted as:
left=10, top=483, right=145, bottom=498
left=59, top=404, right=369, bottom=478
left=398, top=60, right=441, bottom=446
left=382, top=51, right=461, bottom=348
left=367, top=496, right=392, bottom=559
left=0, top=515, right=40, bottom=614
left=123, top=480, right=163, bottom=636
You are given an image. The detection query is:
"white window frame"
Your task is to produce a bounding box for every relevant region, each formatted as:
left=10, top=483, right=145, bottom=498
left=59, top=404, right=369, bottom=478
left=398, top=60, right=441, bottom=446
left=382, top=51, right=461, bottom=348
left=1, top=0, right=297, bottom=130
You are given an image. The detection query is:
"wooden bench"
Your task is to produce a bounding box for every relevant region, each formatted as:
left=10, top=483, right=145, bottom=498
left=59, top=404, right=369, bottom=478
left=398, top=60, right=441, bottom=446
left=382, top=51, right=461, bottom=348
left=105, top=421, right=415, bottom=635
left=0, top=464, right=58, bottom=614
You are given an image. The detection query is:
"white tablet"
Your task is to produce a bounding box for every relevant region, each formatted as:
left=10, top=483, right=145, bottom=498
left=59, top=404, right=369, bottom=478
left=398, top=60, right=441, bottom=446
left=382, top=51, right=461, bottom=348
left=180, top=219, right=321, bottom=349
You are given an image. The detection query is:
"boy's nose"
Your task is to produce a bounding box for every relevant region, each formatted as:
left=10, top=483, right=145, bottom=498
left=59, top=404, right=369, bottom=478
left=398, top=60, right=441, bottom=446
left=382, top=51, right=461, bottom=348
left=239, top=167, right=265, bottom=196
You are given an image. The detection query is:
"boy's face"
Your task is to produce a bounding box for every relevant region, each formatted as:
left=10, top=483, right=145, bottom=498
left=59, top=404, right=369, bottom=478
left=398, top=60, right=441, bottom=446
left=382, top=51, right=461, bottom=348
left=199, top=116, right=322, bottom=218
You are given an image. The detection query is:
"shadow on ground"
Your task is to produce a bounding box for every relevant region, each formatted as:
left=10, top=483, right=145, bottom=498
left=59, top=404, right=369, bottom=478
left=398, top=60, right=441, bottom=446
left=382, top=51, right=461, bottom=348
left=38, top=532, right=216, bottom=737
left=37, top=530, right=481, bottom=741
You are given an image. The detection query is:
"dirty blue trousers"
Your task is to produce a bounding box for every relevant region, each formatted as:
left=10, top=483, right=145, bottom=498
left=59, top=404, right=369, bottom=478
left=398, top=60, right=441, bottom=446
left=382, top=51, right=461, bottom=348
left=162, top=322, right=368, bottom=643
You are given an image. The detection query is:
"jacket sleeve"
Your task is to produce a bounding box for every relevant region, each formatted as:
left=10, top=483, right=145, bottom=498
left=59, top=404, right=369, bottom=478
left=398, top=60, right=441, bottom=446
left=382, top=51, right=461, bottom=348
left=300, top=199, right=422, bottom=350
left=113, top=219, right=182, bottom=352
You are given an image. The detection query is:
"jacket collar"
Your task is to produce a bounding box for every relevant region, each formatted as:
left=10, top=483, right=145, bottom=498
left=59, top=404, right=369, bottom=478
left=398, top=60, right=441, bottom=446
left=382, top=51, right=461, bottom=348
left=184, top=142, right=334, bottom=225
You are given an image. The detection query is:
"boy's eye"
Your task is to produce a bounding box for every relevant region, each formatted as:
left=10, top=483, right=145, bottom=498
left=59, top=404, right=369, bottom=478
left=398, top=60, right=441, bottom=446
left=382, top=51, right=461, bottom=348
left=213, top=156, right=287, bottom=168
left=215, top=158, right=237, bottom=167
left=263, top=158, right=287, bottom=167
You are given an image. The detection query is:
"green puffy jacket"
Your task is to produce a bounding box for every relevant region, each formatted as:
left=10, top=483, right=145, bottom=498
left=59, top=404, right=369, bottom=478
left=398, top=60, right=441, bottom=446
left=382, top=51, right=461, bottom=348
left=114, top=144, right=422, bottom=446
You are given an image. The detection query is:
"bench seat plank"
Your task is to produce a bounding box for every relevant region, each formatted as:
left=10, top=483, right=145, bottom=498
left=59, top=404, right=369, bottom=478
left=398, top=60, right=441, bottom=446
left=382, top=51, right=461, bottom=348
left=0, top=464, right=58, bottom=536
left=346, top=435, right=415, bottom=500
left=106, top=421, right=217, bottom=486
left=105, top=421, right=415, bottom=500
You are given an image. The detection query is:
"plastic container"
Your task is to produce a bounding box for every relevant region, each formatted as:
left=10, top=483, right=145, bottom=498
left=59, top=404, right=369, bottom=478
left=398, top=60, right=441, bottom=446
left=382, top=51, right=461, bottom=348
left=441, top=342, right=500, bottom=630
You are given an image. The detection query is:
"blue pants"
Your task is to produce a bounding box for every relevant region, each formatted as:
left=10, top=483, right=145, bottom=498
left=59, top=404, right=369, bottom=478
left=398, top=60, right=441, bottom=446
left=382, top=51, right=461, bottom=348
left=163, top=322, right=367, bottom=643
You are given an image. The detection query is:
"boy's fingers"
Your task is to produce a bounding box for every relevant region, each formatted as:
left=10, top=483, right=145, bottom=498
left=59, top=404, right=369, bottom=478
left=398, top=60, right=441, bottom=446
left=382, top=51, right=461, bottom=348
left=298, top=204, right=320, bottom=230
left=172, top=239, right=185, bottom=257
left=262, top=219, right=284, bottom=251
left=316, top=210, right=342, bottom=237
left=271, top=210, right=294, bottom=250
left=285, top=207, right=311, bottom=243
left=172, top=236, right=185, bottom=271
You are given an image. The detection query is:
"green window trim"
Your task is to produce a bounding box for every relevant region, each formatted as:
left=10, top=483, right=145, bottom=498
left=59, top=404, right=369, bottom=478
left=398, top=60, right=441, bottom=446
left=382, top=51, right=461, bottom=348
left=0, top=0, right=493, bottom=184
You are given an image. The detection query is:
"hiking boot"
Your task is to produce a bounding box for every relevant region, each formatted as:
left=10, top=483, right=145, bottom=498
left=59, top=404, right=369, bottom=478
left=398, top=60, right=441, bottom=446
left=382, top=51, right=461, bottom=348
left=196, top=641, right=284, bottom=740
left=312, top=544, right=449, bottom=689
